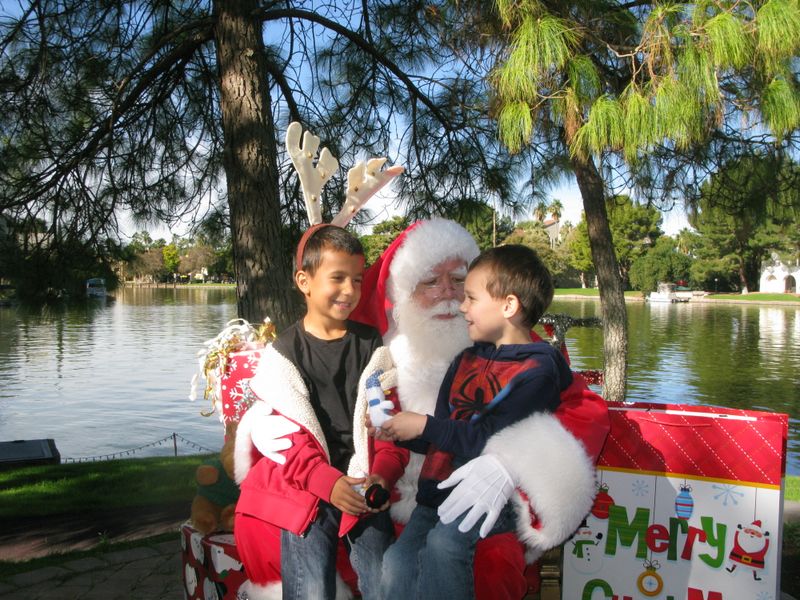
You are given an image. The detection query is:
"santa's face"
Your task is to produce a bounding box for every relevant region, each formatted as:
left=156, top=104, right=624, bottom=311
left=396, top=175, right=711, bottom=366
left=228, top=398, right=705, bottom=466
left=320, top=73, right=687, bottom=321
left=411, top=258, right=467, bottom=313
left=737, top=525, right=768, bottom=553
left=392, top=258, right=471, bottom=359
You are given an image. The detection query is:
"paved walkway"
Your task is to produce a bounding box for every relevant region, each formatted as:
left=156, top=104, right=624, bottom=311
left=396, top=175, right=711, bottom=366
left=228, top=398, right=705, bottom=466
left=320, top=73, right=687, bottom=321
left=1, top=503, right=799, bottom=599
left=0, top=537, right=182, bottom=599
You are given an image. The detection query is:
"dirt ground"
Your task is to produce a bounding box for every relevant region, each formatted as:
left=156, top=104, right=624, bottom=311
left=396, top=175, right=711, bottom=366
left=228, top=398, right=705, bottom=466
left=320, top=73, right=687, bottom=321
left=0, top=501, right=189, bottom=562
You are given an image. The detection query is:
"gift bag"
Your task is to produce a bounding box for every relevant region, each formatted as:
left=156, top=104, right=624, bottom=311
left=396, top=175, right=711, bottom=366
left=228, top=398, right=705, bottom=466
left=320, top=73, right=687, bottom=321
left=217, top=348, right=264, bottom=427
left=562, top=402, right=788, bottom=600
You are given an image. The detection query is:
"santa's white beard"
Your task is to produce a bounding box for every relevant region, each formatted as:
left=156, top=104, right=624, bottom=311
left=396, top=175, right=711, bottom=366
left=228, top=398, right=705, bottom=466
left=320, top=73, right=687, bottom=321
left=385, top=297, right=471, bottom=523
left=389, top=298, right=471, bottom=363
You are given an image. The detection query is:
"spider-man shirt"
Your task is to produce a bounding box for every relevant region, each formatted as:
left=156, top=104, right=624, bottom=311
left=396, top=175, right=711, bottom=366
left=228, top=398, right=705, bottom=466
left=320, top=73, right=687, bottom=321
left=414, top=341, right=571, bottom=508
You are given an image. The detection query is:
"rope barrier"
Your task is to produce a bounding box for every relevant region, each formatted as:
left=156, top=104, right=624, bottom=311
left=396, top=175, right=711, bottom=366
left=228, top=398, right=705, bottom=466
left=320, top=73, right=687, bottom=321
left=61, top=433, right=218, bottom=463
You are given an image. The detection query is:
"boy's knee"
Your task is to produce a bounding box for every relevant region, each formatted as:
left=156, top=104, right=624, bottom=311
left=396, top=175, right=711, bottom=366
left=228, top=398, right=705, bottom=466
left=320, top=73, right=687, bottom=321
left=423, top=526, right=469, bottom=560
left=381, top=540, right=403, bottom=572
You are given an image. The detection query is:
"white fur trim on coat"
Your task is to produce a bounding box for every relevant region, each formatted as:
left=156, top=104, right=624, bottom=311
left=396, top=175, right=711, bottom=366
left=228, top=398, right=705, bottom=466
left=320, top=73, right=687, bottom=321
left=388, top=218, right=479, bottom=304
left=484, top=412, right=597, bottom=563
left=347, top=346, right=395, bottom=478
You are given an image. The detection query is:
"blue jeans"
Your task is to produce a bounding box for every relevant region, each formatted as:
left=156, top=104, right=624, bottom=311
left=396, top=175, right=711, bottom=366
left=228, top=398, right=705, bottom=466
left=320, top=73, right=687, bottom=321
left=381, top=502, right=517, bottom=600
left=281, top=502, right=394, bottom=600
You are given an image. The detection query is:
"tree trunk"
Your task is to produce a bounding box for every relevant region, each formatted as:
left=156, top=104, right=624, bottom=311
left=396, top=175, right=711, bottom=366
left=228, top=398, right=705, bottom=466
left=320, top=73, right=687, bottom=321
left=214, top=0, right=299, bottom=328
left=572, top=156, right=628, bottom=403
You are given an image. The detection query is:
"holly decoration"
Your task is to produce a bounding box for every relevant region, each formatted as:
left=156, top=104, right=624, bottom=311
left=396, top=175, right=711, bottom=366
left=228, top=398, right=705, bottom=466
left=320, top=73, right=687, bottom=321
left=591, top=483, right=614, bottom=519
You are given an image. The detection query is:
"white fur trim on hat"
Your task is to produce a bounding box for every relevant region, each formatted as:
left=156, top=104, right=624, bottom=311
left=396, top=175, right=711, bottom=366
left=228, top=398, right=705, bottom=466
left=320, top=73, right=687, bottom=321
left=484, top=412, right=597, bottom=563
left=388, top=218, right=479, bottom=303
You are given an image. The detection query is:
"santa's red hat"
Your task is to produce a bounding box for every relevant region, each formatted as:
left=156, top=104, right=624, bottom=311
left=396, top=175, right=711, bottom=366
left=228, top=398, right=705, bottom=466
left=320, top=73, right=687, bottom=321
left=351, top=218, right=479, bottom=335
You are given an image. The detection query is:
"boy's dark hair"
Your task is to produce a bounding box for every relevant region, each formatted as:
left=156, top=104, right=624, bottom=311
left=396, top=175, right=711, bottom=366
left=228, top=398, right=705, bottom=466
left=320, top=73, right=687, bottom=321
left=469, top=244, right=553, bottom=328
left=298, top=225, right=364, bottom=276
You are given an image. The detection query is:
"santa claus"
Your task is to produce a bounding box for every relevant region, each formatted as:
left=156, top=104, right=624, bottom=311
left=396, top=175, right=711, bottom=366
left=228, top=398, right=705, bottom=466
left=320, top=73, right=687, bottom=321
left=235, top=218, right=610, bottom=599
left=349, top=218, right=610, bottom=597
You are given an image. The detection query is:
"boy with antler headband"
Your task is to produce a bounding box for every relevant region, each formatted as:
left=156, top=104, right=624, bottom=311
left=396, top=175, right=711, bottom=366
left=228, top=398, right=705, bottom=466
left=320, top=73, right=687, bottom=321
left=233, top=123, right=407, bottom=600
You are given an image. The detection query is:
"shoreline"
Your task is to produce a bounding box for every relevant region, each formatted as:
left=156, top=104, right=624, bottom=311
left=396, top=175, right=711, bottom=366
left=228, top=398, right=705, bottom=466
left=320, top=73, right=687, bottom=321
left=555, top=293, right=800, bottom=306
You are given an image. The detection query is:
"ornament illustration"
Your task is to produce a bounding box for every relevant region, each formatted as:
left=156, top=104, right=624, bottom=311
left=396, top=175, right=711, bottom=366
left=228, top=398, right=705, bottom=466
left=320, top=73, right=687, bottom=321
left=637, top=560, right=664, bottom=597
left=591, top=482, right=614, bottom=519
left=675, top=483, right=694, bottom=520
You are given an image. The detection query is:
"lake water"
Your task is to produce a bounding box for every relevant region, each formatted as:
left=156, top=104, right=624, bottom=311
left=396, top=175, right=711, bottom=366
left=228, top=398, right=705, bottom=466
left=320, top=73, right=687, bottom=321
left=1, top=288, right=798, bottom=474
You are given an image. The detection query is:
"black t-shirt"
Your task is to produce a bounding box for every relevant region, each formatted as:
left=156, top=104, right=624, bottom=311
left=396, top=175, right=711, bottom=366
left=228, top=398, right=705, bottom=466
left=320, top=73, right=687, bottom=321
left=273, top=320, right=382, bottom=472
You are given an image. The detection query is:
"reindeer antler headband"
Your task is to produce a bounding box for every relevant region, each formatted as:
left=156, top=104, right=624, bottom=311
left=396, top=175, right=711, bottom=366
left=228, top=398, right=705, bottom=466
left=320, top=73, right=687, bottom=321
left=286, top=121, right=404, bottom=271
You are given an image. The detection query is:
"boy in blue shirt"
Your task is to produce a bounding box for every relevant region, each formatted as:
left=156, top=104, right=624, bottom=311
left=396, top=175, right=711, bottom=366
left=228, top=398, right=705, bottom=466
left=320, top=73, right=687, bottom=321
left=376, top=244, right=572, bottom=599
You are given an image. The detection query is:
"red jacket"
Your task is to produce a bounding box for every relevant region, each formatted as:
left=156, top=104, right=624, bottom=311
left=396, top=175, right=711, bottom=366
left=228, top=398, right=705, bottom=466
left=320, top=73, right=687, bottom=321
left=234, top=345, right=408, bottom=537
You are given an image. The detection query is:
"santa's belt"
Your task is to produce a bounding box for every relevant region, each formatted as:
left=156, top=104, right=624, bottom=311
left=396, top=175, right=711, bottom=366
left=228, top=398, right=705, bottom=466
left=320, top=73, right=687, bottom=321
left=730, top=551, right=763, bottom=567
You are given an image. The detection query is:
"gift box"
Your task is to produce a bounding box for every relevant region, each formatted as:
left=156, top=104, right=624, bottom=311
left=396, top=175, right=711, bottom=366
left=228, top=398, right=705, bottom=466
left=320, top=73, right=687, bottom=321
left=561, top=402, right=788, bottom=600
left=181, top=523, right=249, bottom=600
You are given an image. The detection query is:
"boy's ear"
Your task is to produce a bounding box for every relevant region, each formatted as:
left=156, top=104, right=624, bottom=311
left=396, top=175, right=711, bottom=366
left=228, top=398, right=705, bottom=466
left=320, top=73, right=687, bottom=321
left=502, top=294, right=522, bottom=319
left=295, top=270, right=311, bottom=295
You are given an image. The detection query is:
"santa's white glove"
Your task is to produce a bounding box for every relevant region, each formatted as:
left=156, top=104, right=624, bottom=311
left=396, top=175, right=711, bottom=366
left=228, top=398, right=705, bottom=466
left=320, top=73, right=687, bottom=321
left=437, top=453, right=516, bottom=538
left=249, top=408, right=300, bottom=465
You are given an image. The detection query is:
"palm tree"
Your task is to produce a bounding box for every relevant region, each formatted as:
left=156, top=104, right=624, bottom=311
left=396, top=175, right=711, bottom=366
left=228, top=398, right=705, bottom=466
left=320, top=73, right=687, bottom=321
left=534, top=201, right=549, bottom=222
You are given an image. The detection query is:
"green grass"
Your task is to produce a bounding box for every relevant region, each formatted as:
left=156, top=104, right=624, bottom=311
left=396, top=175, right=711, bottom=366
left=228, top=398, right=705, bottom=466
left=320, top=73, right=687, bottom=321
left=0, top=454, right=209, bottom=518
left=787, top=475, right=800, bottom=502
left=705, top=292, right=800, bottom=302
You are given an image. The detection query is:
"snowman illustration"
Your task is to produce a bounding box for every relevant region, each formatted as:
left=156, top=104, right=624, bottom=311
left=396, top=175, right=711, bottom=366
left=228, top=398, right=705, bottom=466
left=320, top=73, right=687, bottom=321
left=568, top=519, right=605, bottom=575
left=726, top=519, right=770, bottom=581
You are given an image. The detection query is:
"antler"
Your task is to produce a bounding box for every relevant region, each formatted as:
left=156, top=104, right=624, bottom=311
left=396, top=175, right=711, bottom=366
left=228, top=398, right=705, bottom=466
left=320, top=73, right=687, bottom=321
left=331, top=158, right=405, bottom=227
left=285, top=122, right=339, bottom=225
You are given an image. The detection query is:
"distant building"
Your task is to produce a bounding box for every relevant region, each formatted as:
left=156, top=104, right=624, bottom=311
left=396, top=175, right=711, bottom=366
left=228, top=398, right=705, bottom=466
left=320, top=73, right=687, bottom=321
left=542, top=218, right=560, bottom=248
left=760, top=253, right=798, bottom=294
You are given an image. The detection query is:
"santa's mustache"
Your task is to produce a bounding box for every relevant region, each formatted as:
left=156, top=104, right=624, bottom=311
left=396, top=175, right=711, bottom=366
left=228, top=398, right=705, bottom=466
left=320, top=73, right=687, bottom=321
left=427, top=300, right=463, bottom=319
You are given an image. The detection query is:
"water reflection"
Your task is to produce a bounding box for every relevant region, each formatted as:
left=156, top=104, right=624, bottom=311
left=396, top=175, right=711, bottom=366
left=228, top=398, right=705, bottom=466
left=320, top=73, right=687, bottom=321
left=1, top=292, right=798, bottom=474
left=0, top=287, right=237, bottom=462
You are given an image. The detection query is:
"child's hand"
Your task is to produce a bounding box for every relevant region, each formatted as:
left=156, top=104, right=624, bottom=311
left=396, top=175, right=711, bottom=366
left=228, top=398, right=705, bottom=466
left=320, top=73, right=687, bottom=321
left=363, top=474, right=390, bottom=512
left=330, top=476, right=368, bottom=516
left=380, top=411, right=427, bottom=442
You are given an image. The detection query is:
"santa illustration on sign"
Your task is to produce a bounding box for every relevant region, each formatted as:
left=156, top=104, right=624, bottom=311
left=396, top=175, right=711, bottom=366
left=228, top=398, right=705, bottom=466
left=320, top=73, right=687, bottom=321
left=726, top=519, right=771, bottom=580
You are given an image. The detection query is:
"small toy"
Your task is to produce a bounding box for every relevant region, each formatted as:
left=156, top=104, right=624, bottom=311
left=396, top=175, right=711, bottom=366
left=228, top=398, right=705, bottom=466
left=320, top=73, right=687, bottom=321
left=190, top=422, right=240, bottom=535
left=366, top=370, right=394, bottom=428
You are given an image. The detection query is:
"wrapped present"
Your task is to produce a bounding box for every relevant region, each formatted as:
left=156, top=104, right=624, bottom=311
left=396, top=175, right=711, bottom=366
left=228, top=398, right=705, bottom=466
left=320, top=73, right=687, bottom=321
left=181, top=523, right=249, bottom=600
left=562, top=402, right=788, bottom=600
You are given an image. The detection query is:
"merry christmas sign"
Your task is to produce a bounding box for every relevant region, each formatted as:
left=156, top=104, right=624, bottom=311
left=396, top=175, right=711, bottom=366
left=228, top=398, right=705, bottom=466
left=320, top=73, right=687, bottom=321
left=562, top=402, right=788, bottom=600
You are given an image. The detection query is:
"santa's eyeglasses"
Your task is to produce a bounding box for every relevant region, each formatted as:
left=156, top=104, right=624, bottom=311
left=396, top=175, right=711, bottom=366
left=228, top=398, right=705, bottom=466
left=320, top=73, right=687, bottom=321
left=415, top=274, right=466, bottom=298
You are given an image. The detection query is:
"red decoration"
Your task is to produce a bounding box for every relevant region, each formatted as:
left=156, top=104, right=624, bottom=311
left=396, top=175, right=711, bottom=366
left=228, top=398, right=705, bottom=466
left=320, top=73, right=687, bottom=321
left=591, top=483, right=614, bottom=519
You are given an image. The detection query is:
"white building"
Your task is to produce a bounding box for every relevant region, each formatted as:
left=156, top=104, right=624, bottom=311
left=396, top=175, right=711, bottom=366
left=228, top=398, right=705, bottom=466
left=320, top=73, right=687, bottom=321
left=760, top=253, right=799, bottom=294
